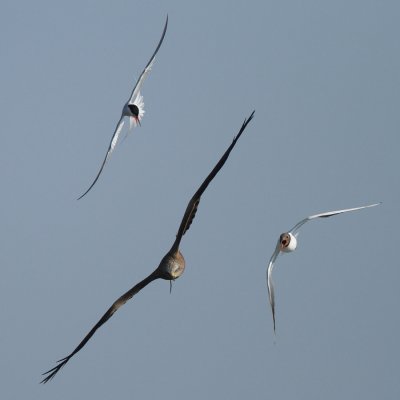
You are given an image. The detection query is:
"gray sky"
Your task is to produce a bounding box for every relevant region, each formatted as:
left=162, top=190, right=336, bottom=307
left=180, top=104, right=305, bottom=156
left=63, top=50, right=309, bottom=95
left=1, top=0, right=399, bottom=399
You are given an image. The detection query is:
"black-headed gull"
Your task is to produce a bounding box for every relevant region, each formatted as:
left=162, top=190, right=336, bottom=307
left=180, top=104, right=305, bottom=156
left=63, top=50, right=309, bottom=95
left=267, top=202, right=380, bottom=333
left=41, top=112, right=255, bottom=383
left=78, top=16, right=168, bottom=200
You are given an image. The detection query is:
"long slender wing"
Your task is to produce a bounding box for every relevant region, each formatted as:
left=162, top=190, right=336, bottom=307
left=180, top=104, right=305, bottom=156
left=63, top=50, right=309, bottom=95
left=267, top=240, right=281, bottom=333
left=41, top=270, right=159, bottom=383
left=170, top=111, right=255, bottom=252
left=290, top=202, right=381, bottom=235
left=78, top=117, right=125, bottom=200
left=128, top=15, right=168, bottom=104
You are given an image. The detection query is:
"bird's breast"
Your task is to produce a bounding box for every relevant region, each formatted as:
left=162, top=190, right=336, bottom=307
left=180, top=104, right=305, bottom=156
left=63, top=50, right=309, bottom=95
left=157, top=251, right=186, bottom=280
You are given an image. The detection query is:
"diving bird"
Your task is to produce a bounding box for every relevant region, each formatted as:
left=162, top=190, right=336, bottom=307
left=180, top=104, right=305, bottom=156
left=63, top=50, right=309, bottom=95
left=78, top=16, right=168, bottom=200
left=41, top=111, right=255, bottom=383
left=267, top=202, right=380, bottom=333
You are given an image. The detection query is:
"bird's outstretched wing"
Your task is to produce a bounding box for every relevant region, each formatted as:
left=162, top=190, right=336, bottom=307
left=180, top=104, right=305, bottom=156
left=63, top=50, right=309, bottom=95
left=170, top=111, right=255, bottom=252
left=290, top=202, right=381, bottom=235
left=128, top=15, right=168, bottom=104
left=77, top=117, right=125, bottom=200
left=266, top=240, right=281, bottom=333
left=41, top=270, right=159, bottom=383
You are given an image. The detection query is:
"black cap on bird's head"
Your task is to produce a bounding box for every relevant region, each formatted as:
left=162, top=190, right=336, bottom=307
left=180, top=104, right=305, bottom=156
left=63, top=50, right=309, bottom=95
left=128, top=104, right=141, bottom=126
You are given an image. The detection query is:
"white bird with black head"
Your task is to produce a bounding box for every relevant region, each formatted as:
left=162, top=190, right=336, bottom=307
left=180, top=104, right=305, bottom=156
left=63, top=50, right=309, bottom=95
left=78, top=16, right=168, bottom=199
left=267, top=202, right=381, bottom=333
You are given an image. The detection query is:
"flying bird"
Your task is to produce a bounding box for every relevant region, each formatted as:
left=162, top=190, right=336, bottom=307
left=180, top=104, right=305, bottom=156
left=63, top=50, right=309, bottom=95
left=78, top=16, right=168, bottom=200
left=41, top=111, right=255, bottom=383
left=267, top=202, right=380, bottom=333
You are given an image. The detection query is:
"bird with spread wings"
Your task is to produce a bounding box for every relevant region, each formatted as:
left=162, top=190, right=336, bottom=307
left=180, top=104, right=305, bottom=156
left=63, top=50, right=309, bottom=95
left=266, top=202, right=381, bottom=333
left=42, top=111, right=255, bottom=383
left=78, top=16, right=168, bottom=200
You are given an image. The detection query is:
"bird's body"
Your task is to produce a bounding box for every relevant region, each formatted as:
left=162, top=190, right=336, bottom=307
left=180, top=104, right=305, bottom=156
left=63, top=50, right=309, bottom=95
left=156, top=249, right=186, bottom=281
left=41, top=111, right=255, bottom=383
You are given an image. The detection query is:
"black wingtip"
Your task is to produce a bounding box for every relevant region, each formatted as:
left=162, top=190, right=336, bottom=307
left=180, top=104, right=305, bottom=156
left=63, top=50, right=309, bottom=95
left=77, top=176, right=100, bottom=200
left=40, top=357, right=69, bottom=384
left=76, top=159, right=107, bottom=200
left=273, top=314, right=276, bottom=335
left=233, top=110, right=255, bottom=142
left=163, top=14, right=169, bottom=34
left=242, top=110, right=255, bottom=129
left=77, top=192, right=87, bottom=201
left=77, top=186, right=92, bottom=201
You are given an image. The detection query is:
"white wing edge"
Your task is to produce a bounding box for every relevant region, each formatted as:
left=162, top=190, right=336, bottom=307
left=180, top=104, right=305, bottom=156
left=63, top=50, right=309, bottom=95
left=267, top=241, right=281, bottom=333
left=290, top=202, right=381, bottom=235
left=307, top=202, right=381, bottom=220
left=77, top=117, right=126, bottom=200
left=128, top=15, right=168, bottom=104
left=110, top=117, right=126, bottom=153
left=129, top=59, right=155, bottom=105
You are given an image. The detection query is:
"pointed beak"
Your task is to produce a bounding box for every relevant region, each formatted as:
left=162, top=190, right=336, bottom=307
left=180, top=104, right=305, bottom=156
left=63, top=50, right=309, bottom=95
left=136, top=116, right=141, bottom=127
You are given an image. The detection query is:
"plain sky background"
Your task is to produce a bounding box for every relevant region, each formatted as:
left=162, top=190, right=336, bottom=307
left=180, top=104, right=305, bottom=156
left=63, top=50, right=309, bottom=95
left=1, top=0, right=399, bottom=399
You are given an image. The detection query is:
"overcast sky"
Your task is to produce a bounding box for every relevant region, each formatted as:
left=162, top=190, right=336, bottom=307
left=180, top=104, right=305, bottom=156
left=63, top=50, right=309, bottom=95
left=1, top=1, right=399, bottom=399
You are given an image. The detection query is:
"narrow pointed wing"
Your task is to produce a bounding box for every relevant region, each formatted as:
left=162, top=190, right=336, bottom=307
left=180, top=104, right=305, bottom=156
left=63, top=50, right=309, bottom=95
left=41, top=270, right=159, bottom=383
left=128, top=15, right=168, bottom=104
left=290, top=202, right=381, bottom=235
left=267, top=240, right=281, bottom=333
left=170, top=111, right=255, bottom=252
left=78, top=117, right=125, bottom=200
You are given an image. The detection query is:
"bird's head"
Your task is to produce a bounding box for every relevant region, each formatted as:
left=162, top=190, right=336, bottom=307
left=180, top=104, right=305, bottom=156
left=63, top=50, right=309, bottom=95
left=127, top=103, right=141, bottom=127
left=279, top=232, right=297, bottom=252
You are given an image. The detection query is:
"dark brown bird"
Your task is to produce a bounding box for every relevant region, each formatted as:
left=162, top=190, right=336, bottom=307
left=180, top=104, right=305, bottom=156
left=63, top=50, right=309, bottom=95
left=41, top=111, right=255, bottom=383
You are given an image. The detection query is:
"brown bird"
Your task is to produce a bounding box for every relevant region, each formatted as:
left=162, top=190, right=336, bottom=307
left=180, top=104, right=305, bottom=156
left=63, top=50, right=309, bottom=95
left=41, top=111, right=255, bottom=383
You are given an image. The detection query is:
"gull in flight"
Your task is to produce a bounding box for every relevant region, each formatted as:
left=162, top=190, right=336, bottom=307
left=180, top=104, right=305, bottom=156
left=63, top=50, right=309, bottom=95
left=78, top=16, right=168, bottom=200
left=41, top=111, right=255, bottom=383
left=267, top=202, right=380, bottom=333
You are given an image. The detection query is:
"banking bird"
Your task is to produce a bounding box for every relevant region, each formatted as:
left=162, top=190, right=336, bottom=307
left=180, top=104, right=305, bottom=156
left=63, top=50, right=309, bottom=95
left=41, top=111, right=255, bottom=383
left=267, top=202, right=380, bottom=333
left=78, top=16, right=168, bottom=200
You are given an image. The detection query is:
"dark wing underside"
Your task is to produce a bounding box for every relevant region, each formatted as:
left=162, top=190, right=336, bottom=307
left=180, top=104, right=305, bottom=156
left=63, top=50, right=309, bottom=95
left=41, top=270, right=159, bottom=383
left=171, top=111, right=255, bottom=252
